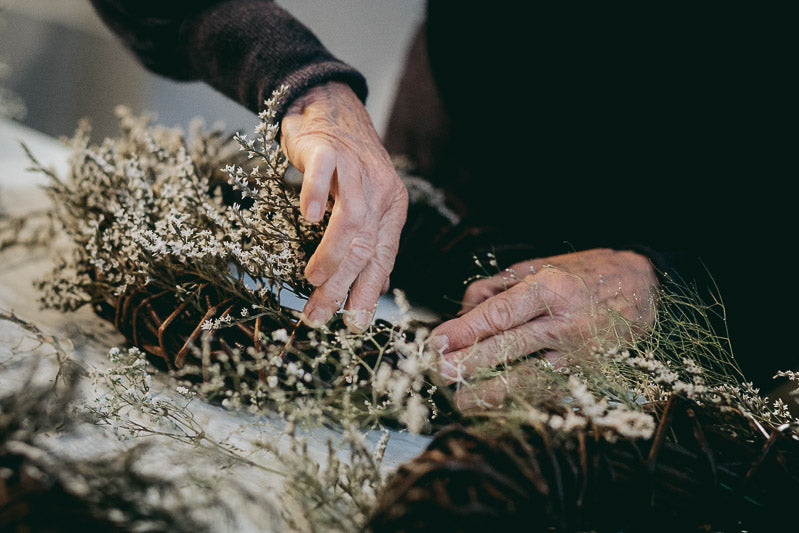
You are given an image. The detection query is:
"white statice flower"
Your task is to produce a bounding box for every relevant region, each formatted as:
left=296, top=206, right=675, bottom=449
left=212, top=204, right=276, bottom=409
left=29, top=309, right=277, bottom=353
left=595, top=409, right=656, bottom=441
left=568, top=375, right=607, bottom=420
left=562, top=410, right=588, bottom=433
left=399, top=394, right=428, bottom=434
left=392, top=289, right=413, bottom=329
left=373, top=363, right=393, bottom=394
left=388, top=373, right=412, bottom=406
left=774, top=369, right=799, bottom=383
left=548, top=414, right=565, bottom=430
left=272, top=328, right=289, bottom=342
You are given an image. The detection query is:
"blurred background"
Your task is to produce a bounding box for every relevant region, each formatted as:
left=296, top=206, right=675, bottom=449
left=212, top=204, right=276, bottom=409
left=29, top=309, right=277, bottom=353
left=0, top=0, right=425, bottom=140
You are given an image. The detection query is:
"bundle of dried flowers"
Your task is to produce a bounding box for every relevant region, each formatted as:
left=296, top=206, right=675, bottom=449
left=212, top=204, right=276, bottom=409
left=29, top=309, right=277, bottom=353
left=25, top=87, right=448, bottom=429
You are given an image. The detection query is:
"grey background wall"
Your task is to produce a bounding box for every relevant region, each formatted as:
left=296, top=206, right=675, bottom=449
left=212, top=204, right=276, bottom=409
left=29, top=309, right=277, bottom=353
left=0, top=0, right=425, bottom=140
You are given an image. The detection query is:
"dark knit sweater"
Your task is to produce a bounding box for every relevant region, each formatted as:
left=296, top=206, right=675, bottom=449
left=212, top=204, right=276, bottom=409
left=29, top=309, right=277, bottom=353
left=89, top=0, right=367, bottom=119
left=90, top=1, right=796, bottom=387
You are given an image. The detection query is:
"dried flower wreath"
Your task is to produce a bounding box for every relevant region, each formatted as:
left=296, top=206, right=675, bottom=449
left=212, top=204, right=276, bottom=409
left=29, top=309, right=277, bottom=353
left=9, top=86, right=799, bottom=531
left=24, top=87, right=445, bottom=430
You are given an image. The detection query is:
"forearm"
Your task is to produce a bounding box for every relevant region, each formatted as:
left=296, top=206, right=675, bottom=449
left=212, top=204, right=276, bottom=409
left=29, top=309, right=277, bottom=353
left=89, top=0, right=367, bottom=118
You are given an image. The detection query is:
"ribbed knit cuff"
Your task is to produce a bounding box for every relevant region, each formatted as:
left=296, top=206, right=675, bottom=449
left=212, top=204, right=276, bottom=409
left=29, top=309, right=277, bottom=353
left=266, top=61, right=368, bottom=120
left=180, top=0, right=368, bottom=120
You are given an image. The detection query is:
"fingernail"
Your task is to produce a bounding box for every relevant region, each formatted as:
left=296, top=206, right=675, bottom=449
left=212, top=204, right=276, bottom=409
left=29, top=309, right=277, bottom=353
left=345, top=309, right=373, bottom=332
left=304, top=307, right=331, bottom=328
left=306, top=200, right=323, bottom=222
left=429, top=334, right=449, bottom=354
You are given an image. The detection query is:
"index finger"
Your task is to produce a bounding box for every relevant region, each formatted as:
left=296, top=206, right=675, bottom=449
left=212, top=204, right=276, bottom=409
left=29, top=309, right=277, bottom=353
left=431, top=274, right=549, bottom=353
left=303, top=157, right=367, bottom=286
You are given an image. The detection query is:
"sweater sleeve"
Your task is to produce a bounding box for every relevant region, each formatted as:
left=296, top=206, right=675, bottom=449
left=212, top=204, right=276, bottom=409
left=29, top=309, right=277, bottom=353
left=89, top=0, right=368, bottom=119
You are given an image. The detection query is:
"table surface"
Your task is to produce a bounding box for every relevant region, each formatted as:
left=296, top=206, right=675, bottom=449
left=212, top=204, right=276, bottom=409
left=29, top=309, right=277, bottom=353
left=0, top=118, right=432, bottom=532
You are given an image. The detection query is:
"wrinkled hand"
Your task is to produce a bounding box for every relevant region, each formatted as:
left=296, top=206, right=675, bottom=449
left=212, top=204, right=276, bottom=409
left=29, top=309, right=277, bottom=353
left=430, top=248, right=658, bottom=410
left=281, top=82, right=408, bottom=332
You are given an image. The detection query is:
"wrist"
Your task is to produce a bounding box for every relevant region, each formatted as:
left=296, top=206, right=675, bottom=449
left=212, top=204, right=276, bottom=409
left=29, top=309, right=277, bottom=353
left=285, top=81, right=362, bottom=118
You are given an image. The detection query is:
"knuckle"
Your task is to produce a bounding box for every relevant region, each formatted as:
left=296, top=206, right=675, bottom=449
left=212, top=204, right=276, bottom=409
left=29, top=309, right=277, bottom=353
left=471, top=278, right=492, bottom=291
left=348, top=235, right=376, bottom=263
left=525, top=269, right=575, bottom=299
left=374, top=241, right=398, bottom=265
left=297, top=115, right=339, bottom=137
left=310, top=140, right=335, bottom=159
left=313, top=282, right=348, bottom=308
left=392, top=182, right=409, bottom=205
left=372, top=175, right=407, bottom=209
left=559, top=273, right=584, bottom=298
left=292, top=131, right=323, bottom=151
left=484, top=296, right=516, bottom=332
left=368, top=248, right=396, bottom=283
left=459, top=321, right=481, bottom=345
left=463, top=284, right=482, bottom=303
left=291, top=132, right=341, bottom=163
left=340, top=204, right=367, bottom=233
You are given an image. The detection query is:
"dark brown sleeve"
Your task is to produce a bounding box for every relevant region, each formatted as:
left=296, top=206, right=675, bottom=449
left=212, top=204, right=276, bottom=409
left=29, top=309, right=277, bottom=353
left=89, top=0, right=367, bottom=119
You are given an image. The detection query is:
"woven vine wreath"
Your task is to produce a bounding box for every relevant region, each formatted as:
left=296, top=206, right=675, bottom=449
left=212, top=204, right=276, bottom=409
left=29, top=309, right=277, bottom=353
left=369, top=396, right=799, bottom=532
left=21, top=88, right=799, bottom=531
